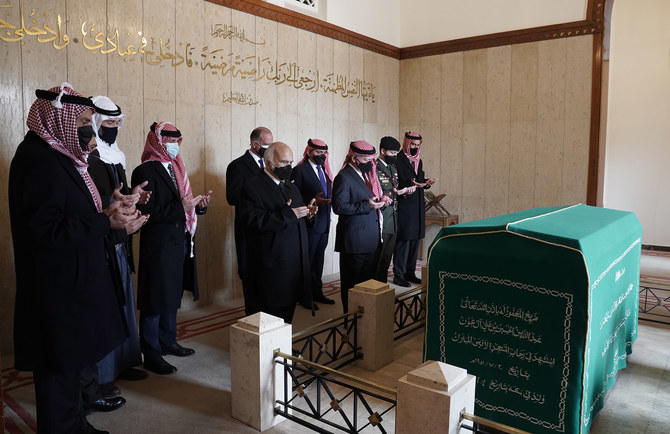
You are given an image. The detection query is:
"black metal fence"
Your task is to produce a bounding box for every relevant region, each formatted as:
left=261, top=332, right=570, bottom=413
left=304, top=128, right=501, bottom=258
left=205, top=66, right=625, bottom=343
left=639, top=278, right=670, bottom=325
left=393, top=286, right=426, bottom=341
left=275, top=350, right=397, bottom=434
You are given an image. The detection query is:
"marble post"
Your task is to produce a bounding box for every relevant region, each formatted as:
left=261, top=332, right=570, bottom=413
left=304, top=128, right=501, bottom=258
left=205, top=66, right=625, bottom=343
left=348, top=279, right=395, bottom=370
left=396, top=361, right=476, bottom=434
left=230, top=312, right=292, bottom=431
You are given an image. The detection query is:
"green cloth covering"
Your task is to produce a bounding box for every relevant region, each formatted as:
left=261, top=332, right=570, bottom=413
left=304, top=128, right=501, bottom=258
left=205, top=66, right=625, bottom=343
left=424, top=204, right=641, bottom=434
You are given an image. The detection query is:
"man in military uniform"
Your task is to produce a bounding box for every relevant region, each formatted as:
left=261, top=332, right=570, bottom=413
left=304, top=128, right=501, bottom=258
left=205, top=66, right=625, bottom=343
left=374, top=136, right=415, bottom=284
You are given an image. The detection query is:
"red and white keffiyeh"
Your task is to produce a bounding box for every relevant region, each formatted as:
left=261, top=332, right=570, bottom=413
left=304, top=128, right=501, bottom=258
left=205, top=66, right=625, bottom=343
left=402, top=131, right=423, bottom=174
left=298, top=138, right=334, bottom=183
left=339, top=140, right=383, bottom=199
left=141, top=121, right=197, bottom=236
left=27, top=82, right=103, bottom=212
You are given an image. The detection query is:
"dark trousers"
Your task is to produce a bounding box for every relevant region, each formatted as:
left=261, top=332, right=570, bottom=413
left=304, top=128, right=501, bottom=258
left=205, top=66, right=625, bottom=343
left=79, top=363, right=102, bottom=407
left=374, top=232, right=396, bottom=283
left=262, top=305, right=297, bottom=324
left=393, top=238, right=420, bottom=279
left=306, top=231, right=329, bottom=300
left=34, top=369, right=84, bottom=433
left=140, top=310, right=177, bottom=361
left=339, top=251, right=376, bottom=314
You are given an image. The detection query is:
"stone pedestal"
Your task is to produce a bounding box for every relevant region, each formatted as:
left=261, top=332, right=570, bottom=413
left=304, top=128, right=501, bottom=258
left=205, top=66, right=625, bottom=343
left=396, top=361, right=476, bottom=434
left=230, top=312, right=292, bottom=431
left=348, top=279, right=395, bottom=370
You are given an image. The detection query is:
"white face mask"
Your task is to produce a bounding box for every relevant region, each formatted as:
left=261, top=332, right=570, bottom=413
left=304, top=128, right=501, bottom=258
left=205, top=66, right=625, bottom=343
left=166, top=143, right=179, bottom=159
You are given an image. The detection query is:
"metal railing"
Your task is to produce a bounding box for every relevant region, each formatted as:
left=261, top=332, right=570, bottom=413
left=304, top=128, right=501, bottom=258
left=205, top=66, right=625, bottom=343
left=275, top=350, right=397, bottom=434
left=292, top=310, right=362, bottom=369
left=393, top=286, right=426, bottom=341
left=461, top=412, right=531, bottom=434
left=639, top=279, right=670, bottom=325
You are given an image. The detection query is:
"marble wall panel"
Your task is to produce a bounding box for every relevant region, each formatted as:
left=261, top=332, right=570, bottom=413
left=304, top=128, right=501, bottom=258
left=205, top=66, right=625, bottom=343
left=463, top=49, right=487, bottom=124
left=562, top=118, right=590, bottom=204
left=399, top=57, right=420, bottom=131
left=142, top=0, right=176, bottom=124
left=461, top=123, right=486, bottom=222
left=107, top=0, right=144, bottom=170
left=67, top=0, right=107, bottom=96
left=419, top=55, right=441, bottom=194
left=538, top=38, right=567, bottom=122
left=376, top=53, right=399, bottom=136
left=565, top=35, right=592, bottom=121
left=203, top=2, right=235, bottom=301
left=511, top=42, right=539, bottom=122
left=484, top=46, right=511, bottom=218
left=255, top=17, right=278, bottom=133
left=440, top=52, right=464, bottom=217
left=363, top=50, right=379, bottom=143
left=348, top=46, right=364, bottom=141
left=534, top=119, right=564, bottom=206
left=276, top=23, right=298, bottom=149
left=509, top=121, right=537, bottom=212
left=230, top=10, right=256, bottom=156
left=296, top=28, right=317, bottom=152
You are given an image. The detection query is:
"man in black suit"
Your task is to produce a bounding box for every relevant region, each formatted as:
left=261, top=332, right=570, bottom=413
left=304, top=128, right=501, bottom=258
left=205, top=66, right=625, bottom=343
left=374, top=136, right=416, bottom=284
left=332, top=141, right=390, bottom=314
left=132, top=122, right=212, bottom=376
left=291, top=139, right=336, bottom=310
left=393, top=131, right=437, bottom=286
left=240, top=142, right=317, bottom=323
left=226, top=126, right=273, bottom=315
left=9, top=84, right=142, bottom=433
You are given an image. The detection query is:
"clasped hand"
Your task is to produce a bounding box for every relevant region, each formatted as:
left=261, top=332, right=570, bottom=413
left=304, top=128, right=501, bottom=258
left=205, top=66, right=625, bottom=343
left=182, top=190, right=213, bottom=212
left=288, top=198, right=318, bottom=219
left=103, top=200, right=149, bottom=234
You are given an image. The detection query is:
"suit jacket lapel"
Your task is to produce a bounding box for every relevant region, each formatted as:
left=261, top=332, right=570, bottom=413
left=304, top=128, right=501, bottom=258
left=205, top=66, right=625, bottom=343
left=153, top=162, right=180, bottom=197
left=345, top=165, right=372, bottom=197
left=244, top=151, right=261, bottom=174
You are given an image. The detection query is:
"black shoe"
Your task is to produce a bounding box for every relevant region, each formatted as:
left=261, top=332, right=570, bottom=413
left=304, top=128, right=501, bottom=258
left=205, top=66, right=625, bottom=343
left=313, top=295, right=335, bottom=305
left=99, top=383, right=120, bottom=399
left=144, top=357, right=177, bottom=375
left=119, top=367, right=148, bottom=381
left=405, top=274, right=422, bottom=284
left=300, top=301, right=319, bottom=310
left=85, top=396, right=126, bottom=413
left=393, top=276, right=411, bottom=287
left=79, top=419, right=109, bottom=434
left=161, top=343, right=195, bottom=357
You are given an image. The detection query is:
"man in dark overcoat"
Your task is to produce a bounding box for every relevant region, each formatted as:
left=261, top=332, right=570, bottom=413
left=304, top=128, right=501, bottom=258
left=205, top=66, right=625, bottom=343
left=132, top=121, right=212, bottom=375
left=240, top=142, right=316, bottom=324
left=9, top=83, right=138, bottom=433
left=291, top=138, right=336, bottom=309
left=226, top=126, right=273, bottom=315
left=332, top=141, right=389, bottom=314
left=393, top=131, right=437, bottom=286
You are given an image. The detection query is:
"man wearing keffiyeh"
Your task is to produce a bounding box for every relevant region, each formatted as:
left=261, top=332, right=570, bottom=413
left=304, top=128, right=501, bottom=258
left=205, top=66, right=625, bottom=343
left=332, top=140, right=391, bottom=314
left=132, top=122, right=212, bottom=376
left=393, top=131, right=437, bottom=287
left=9, top=83, right=143, bottom=433
left=291, top=139, right=336, bottom=310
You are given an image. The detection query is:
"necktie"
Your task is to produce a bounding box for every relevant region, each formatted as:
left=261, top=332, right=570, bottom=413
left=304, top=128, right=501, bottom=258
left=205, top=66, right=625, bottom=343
left=167, top=163, right=178, bottom=190
left=259, top=159, right=264, bottom=169
left=317, top=165, right=327, bottom=195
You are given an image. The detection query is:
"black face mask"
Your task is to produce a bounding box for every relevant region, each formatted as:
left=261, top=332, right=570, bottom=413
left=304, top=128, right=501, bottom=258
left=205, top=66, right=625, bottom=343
left=257, top=145, right=268, bottom=157
left=78, top=125, right=95, bottom=151
left=385, top=155, right=397, bottom=165
left=274, top=164, right=292, bottom=181
left=99, top=126, right=118, bottom=144
left=409, top=147, right=418, bottom=156
left=311, top=154, right=326, bottom=166
left=358, top=161, right=373, bottom=174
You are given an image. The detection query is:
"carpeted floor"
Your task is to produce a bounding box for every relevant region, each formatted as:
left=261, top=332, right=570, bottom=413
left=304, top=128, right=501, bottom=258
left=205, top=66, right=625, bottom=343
left=4, top=253, right=670, bottom=433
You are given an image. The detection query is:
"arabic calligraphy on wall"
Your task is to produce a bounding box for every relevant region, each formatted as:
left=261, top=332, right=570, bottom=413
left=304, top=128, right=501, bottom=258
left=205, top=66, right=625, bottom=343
left=0, top=5, right=376, bottom=104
